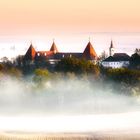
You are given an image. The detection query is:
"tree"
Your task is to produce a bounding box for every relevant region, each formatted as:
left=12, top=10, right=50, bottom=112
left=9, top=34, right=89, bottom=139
left=99, top=50, right=108, bottom=60
left=33, top=68, right=50, bottom=84
left=14, top=55, right=24, bottom=67
left=105, top=68, right=140, bottom=85
left=1, top=57, right=9, bottom=63
left=0, top=64, right=4, bottom=71
left=130, top=53, right=140, bottom=69
left=55, top=57, right=100, bottom=77
left=135, top=48, right=140, bottom=54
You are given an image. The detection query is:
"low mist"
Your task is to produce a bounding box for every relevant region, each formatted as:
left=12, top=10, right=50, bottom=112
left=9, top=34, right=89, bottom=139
left=0, top=76, right=140, bottom=133
left=0, top=76, right=139, bottom=115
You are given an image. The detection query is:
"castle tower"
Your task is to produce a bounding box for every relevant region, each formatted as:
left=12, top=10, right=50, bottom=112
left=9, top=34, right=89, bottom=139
left=83, top=41, right=98, bottom=60
left=24, top=43, right=36, bottom=61
left=50, top=40, right=58, bottom=54
left=109, top=40, right=115, bottom=56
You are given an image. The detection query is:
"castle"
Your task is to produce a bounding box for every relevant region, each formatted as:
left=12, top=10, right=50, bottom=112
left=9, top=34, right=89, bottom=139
left=23, top=39, right=139, bottom=69
left=23, top=41, right=98, bottom=66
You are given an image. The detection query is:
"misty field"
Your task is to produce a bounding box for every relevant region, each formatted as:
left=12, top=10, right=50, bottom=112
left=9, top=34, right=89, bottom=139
left=0, top=76, right=140, bottom=139
left=0, top=133, right=140, bottom=140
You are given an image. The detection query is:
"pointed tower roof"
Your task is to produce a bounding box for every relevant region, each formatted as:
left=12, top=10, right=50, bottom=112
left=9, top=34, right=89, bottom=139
left=24, top=43, right=36, bottom=60
left=50, top=41, right=58, bottom=53
left=110, top=40, right=114, bottom=49
left=109, top=40, right=115, bottom=56
left=83, top=41, right=98, bottom=60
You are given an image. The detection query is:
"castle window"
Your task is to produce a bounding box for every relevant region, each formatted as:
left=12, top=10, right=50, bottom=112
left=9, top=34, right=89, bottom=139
left=44, top=53, right=47, bottom=56
left=70, top=54, right=72, bottom=58
left=37, top=53, right=40, bottom=56
left=62, top=54, right=65, bottom=58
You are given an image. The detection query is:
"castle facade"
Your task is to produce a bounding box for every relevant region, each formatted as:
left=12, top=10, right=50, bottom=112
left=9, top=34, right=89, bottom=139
left=23, top=41, right=98, bottom=66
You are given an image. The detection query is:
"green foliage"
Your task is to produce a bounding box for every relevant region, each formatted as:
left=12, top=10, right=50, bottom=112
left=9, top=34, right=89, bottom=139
left=131, top=85, right=140, bottom=97
left=130, top=53, right=140, bottom=69
left=56, top=57, right=100, bottom=77
left=0, top=64, right=4, bottom=71
left=104, top=68, right=140, bottom=85
left=0, top=55, right=140, bottom=96
left=0, top=63, right=22, bottom=78
left=33, top=68, right=50, bottom=84
left=7, top=67, right=23, bottom=77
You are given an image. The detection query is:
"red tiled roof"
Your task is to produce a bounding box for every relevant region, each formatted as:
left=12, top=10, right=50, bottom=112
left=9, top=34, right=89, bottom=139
left=24, top=44, right=36, bottom=60
left=50, top=42, right=58, bottom=53
left=83, top=42, right=97, bottom=60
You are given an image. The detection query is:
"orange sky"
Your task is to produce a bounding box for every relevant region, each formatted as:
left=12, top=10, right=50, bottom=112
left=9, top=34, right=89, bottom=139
left=0, top=0, right=140, bottom=35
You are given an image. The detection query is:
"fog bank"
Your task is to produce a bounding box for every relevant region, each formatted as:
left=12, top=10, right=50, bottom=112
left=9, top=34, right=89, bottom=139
left=0, top=76, right=139, bottom=115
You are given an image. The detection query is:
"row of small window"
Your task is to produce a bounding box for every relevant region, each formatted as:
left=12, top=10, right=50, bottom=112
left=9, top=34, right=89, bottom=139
left=103, top=62, right=129, bottom=66
left=110, top=62, right=120, bottom=65
left=103, top=62, right=120, bottom=65
left=62, top=54, right=72, bottom=58
left=36, top=53, right=72, bottom=58
left=37, top=53, right=47, bottom=56
left=110, top=62, right=129, bottom=65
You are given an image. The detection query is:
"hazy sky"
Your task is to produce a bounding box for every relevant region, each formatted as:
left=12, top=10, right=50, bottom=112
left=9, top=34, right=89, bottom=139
left=0, top=0, right=140, bottom=34
left=0, top=0, right=140, bottom=57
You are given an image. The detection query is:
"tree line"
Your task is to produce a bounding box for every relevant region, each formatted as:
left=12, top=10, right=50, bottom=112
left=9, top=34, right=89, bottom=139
left=0, top=53, right=140, bottom=96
